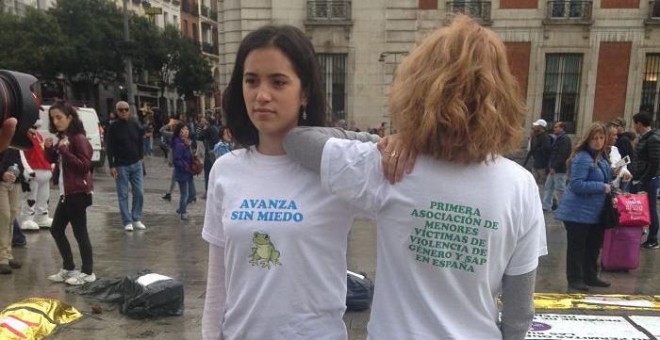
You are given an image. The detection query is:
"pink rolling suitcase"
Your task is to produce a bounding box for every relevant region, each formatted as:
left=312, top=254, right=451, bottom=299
left=601, top=227, right=643, bottom=271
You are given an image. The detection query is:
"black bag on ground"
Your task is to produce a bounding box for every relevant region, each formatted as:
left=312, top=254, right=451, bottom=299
left=346, top=270, right=374, bottom=311
left=121, top=270, right=184, bottom=319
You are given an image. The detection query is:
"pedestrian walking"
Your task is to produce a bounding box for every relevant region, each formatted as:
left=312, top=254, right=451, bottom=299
left=172, top=123, right=194, bottom=221
left=630, top=112, right=660, bottom=249
left=105, top=101, right=147, bottom=231
left=284, top=15, right=547, bottom=339
left=201, top=25, right=372, bottom=340
left=44, top=101, right=96, bottom=285
left=524, top=119, right=552, bottom=185
left=197, top=117, right=219, bottom=197
left=542, top=121, right=572, bottom=211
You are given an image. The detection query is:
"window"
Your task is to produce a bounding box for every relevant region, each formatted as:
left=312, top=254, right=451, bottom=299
left=163, top=12, right=169, bottom=26
left=640, top=54, right=660, bottom=125
left=541, top=54, right=582, bottom=133
left=307, top=1, right=351, bottom=21
left=550, top=0, right=587, bottom=19
left=173, top=15, right=179, bottom=28
left=317, top=54, right=347, bottom=122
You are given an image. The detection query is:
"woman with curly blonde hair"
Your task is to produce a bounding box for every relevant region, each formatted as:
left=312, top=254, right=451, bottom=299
left=284, top=15, right=547, bottom=339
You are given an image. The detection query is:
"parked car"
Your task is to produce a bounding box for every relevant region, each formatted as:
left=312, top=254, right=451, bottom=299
left=39, top=104, right=105, bottom=168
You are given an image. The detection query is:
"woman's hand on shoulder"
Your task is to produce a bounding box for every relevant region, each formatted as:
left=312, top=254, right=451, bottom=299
left=378, top=134, right=417, bottom=184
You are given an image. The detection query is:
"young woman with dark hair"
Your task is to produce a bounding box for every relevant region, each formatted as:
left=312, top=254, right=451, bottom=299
left=201, top=25, right=377, bottom=339
left=44, top=101, right=95, bottom=286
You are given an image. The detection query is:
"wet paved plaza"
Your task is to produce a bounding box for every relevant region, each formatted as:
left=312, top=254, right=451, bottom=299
left=0, top=155, right=657, bottom=339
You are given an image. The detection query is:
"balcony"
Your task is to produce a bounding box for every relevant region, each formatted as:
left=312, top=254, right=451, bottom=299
left=544, top=1, right=593, bottom=24
left=446, top=1, right=492, bottom=25
left=182, top=1, right=190, bottom=13
left=202, top=42, right=219, bottom=55
left=200, top=5, right=219, bottom=21
left=306, top=1, right=351, bottom=22
left=645, top=1, right=660, bottom=24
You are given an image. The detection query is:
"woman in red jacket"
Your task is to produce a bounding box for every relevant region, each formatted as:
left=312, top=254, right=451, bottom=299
left=44, top=101, right=95, bottom=286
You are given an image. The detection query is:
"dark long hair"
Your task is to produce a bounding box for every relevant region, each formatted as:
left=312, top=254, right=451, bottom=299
left=48, top=101, right=86, bottom=136
left=223, top=25, right=326, bottom=147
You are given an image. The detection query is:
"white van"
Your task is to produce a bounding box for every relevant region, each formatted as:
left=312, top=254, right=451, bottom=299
left=39, top=105, right=105, bottom=168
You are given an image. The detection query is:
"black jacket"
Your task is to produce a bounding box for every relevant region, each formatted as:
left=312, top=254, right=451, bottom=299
left=631, top=129, right=660, bottom=183
left=529, top=131, right=552, bottom=170
left=106, top=118, right=144, bottom=167
left=549, top=132, right=572, bottom=173
left=615, top=132, right=634, bottom=159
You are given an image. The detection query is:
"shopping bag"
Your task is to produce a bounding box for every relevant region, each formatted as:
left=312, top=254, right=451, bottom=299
left=615, top=192, right=650, bottom=227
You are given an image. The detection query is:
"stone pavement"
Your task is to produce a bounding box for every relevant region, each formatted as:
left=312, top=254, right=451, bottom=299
left=0, top=154, right=657, bottom=339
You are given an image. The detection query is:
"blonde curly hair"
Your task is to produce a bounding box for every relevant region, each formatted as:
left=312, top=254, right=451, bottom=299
left=389, top=15, right=526, bottom=164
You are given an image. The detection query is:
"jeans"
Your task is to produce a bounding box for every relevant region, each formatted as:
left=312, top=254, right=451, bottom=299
left=51, top=193, right=93, bottom=274
left=177, top=178, right=194, bottom=215
left=542, top=172, right=567, bottom=210
left=115, top=161, right=144, bottom=226
left=635, top=177, right=660, bottom=243
left=143, top=138, right=152, bottom=156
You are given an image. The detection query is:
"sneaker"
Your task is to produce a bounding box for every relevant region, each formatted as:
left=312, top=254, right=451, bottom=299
left=48, top=269, right=79, bottom=282
left=65, top=272, right=96, bottom=286
left=179, top=213, right=189, bottom=221
left=34, top=213, right=53, bottom=228
left=133, top=221, right=147, bottom=230
left=20, top=220, right=40, bottom=231
left=642, top=240, right=659, bottom=249
left=161, top=193, right=172, bottom=201
left=12, top=239, right=27, bottom=247
left=124, top=223, right=134, bottom=231
left=8, top=259, right=21, bottom=269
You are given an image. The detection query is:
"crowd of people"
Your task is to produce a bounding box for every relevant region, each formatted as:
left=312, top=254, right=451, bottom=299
left=0, top=13, right=657, bottom=340
left=525, top=112, right=660, bottom=292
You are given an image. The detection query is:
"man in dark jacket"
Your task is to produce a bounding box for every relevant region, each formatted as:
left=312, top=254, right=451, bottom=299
left=542, top=121, right=572, bottom=211
left=630, top=112, right=660, bottom=249
left=612, top=117, right=634, bottom=160
left=106, top=101, right=147, bottom=232
left=525, top=119, right=552, bottom=185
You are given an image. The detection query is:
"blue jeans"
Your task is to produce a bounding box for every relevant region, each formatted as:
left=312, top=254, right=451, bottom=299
left=542, top=172, right=567, bottom=210
left=115, top=161, right=144, bottom=226
left=635, top=177, right=659, bottom=243
left=177, top=178, right=194, bottom=214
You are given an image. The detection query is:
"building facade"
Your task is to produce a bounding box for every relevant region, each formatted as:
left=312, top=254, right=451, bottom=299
left=217, top=0, right=660, bottom=134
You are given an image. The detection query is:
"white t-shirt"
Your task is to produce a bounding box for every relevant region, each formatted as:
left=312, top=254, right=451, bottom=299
left=321, top=139, right=548, bottom=340
left=202, top=147, right=357, bottom=340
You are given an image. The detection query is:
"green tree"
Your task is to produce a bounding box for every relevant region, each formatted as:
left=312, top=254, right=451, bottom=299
left=173, top=38, right=214, bottom=99
left=0, top=8, right=69, bottom=79
left=49, top=0, right=124, bottom=85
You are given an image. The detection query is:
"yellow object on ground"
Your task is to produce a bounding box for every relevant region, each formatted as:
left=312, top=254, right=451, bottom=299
left=0, top=298, right=82, bottom=339
left=534, top=293, right=660, bottom=311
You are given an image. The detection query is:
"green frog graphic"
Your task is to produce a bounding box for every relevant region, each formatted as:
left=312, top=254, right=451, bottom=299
left=250, top=232, right=281, bottom=269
